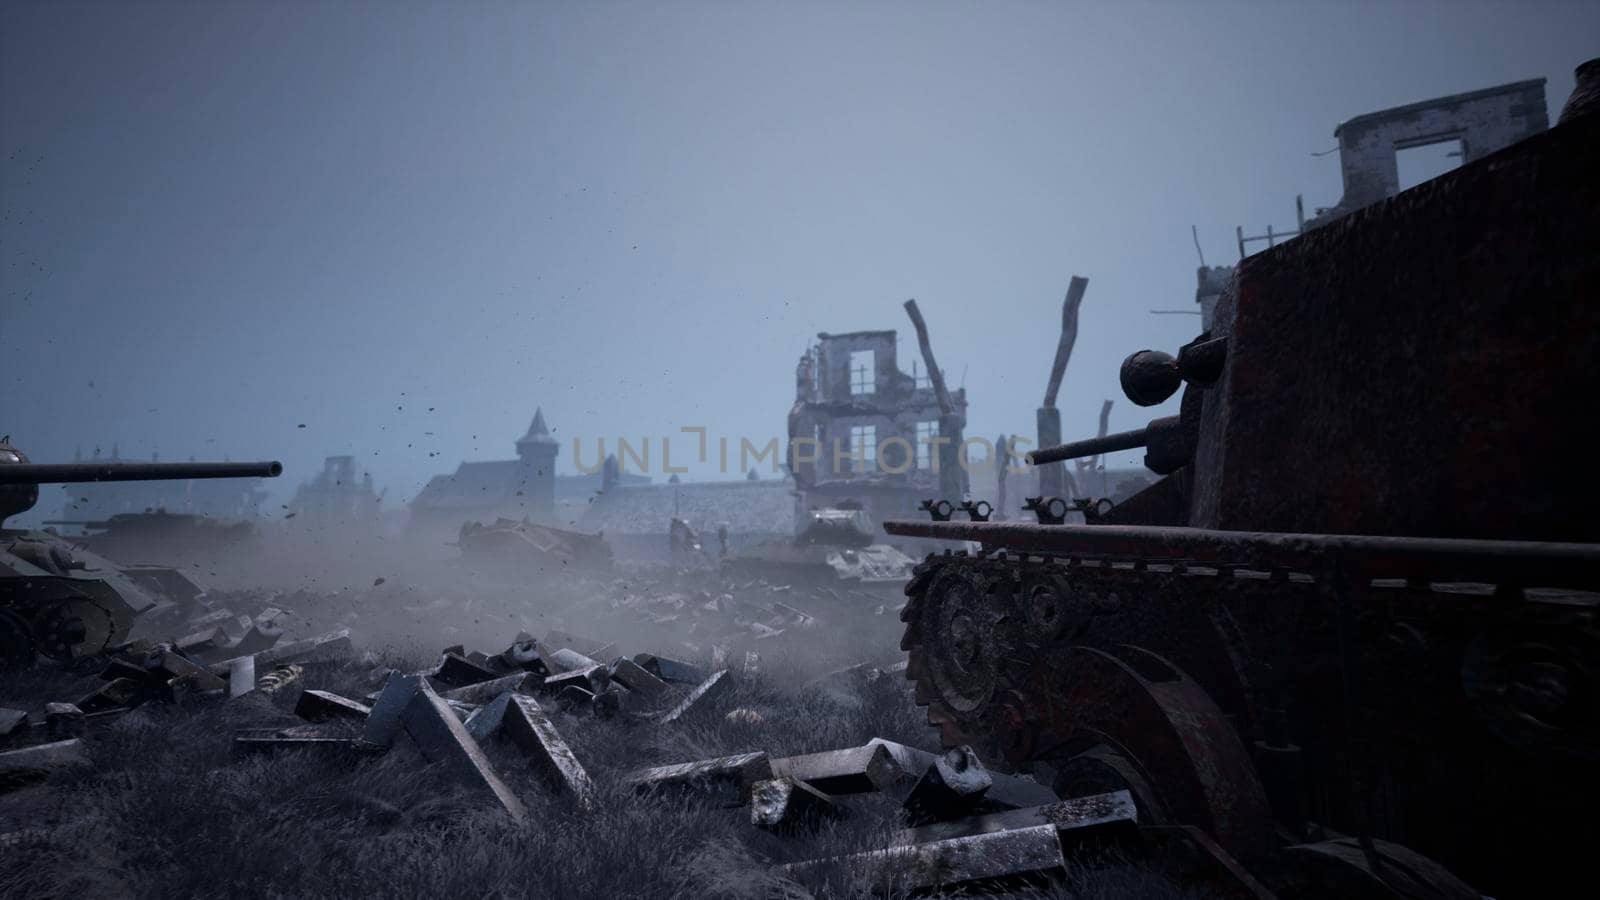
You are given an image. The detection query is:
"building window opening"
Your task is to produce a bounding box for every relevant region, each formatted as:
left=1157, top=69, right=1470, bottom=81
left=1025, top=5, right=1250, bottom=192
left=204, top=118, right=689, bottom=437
left=916, top=420, right=939, bottom=469
left=850, top=424, right=877, bottom=474
left=849, top=351, right=875, bottom=395
left=1396, top=137, right=1464, bottom=192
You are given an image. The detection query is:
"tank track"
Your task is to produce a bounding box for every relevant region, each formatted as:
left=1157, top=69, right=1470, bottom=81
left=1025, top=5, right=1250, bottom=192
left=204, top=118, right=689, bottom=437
left=899, top=547, right=1599, bottom=878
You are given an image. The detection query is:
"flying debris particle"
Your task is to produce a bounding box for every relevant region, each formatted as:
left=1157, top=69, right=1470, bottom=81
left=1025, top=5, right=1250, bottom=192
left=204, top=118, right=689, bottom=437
left=374, top=577, right=386, bottom=587
left=298, top=424, right=306, bottom=429
left=285, top=513, right=297, bottom=519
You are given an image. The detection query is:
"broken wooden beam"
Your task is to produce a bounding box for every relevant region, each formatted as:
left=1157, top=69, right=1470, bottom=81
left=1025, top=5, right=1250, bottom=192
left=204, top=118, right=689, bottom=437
left=770, top=743, right=904, bottom=795
left=622, top=751, right=772, bottom=807
left=751, top=777, right=847, bottom=832
left=501, top=694, right=596, bottom=809
left=658, top=669, right=730, bottom=724
left=400, top=680, right=527, bottom=823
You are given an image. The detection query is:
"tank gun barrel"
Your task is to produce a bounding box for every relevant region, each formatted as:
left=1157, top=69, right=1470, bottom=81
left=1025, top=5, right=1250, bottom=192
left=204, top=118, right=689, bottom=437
left=1026, top=428, right=1149, bottom=466
left=0, top=460, right=282, bottom=485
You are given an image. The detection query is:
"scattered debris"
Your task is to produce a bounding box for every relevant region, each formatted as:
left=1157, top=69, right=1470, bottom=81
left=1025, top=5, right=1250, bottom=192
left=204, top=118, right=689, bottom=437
left=501, top=694, right=596, bottom=808
left=658, top=668, right=731, bottom=724
left=751, top=776, right=847, bottom=832
left=294, top=689, right=372, bottom=722
left=902, top=745, right=992, bottom=826
left=400, top=680, right=527, bottom=823
left=771, top=742, right=905, bottom=795
left=623, top=751, right=773, bottom=807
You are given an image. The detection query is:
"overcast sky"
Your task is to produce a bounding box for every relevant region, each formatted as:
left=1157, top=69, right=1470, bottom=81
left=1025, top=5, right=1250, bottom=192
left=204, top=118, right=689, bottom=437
left=3, top=0, right=1595, bottom=519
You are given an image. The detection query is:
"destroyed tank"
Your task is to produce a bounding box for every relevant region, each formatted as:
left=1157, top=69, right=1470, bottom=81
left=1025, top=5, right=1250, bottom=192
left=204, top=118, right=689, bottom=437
left=0, top=436, right=282, bottom=670
left=42, top=509, right=257, bottom=565
left=455, top=517, right=614, bottom=573
left=724, top=502, right=916, bottom=585
left=883, top=74, right=1600, bottom=900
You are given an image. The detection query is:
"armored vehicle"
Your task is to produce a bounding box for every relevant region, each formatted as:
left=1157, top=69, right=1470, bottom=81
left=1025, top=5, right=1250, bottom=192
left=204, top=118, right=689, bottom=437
left=43, top=509, right=257, bottom=565
left=884, top=64, right=1600, bottom=899
left=0, top=436, right=281, bottom=669
left=455, top=517, right=614, bottom=573
left=724, top=503, right=916, bottom=585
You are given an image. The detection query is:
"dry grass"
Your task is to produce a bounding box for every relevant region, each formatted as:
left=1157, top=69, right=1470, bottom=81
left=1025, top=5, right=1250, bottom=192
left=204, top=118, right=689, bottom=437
left=1, top=645, right=1209, bottom=900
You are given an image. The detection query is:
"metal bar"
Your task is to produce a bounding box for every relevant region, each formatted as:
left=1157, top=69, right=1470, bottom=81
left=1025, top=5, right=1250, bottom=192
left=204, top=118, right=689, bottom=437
left=1026, top=428, right=1147, bottom=466
left=879, top=520, right=1600, bottom=589
left=0, top=461, right=283, bottom=485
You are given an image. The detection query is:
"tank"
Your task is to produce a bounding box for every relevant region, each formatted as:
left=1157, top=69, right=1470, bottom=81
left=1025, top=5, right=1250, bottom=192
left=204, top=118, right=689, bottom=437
left=454, top=517, right=614, bottom=573
left=723, top=502, right=916, bottom=585
left=42, top=509, right=258, bottom=564
left=0, top=436, right=282, bottom=670
left=883, top=69, right=1600, bottom=900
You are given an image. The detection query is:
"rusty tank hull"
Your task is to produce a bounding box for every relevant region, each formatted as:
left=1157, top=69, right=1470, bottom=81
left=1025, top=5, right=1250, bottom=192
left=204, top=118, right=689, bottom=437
left=886, top=78, right=1600, bottom=899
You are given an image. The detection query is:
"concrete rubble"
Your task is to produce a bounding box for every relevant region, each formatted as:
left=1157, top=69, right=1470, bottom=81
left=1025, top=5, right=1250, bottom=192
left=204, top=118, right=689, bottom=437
left=0, top=608, right=1235, bottom=898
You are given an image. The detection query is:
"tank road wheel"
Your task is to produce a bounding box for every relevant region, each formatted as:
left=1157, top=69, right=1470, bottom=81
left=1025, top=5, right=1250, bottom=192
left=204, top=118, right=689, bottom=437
left=1461, top=624, right=1599, bottom=762
left=901, top=562, right=1010, bottom=751
left=0, top=608, right=35, bottom=671
left=1052, top=644, right=1275, bottom=862
left=31, top=599, right=118, bottom=663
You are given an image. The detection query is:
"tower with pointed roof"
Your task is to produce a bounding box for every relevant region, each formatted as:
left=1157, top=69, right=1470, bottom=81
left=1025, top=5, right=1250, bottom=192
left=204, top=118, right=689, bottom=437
left=514, top=407, right=559, bottom=520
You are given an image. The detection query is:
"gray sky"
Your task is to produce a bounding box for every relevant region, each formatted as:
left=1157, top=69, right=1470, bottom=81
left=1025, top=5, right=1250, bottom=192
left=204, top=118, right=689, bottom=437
left=3, top=0, right=1595, bottom=518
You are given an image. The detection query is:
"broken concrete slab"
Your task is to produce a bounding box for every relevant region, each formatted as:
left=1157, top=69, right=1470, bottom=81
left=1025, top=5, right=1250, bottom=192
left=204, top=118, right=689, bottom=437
left=44, top=703, right=85, bottom=740
left=176, top=626, right=230, bottom=656
left=548, top=647, right=602, bottom=674
left=255, top=664, right=304, bottom=697
left=622, top=751, right=772, bottom=807
left=771, top=743, right=905, bottom=795
left=76, top=677, right=147, bottom=713
left=904, top=789, right=1141, bottom=847
left=607, top=658, right=673, bottom=705
left=541, top=664, right=608, bottom=696
left=205, top=629, right=351, bottom=675
left=361, top=672, right=422, bottom=748
left=751, top=777, right=847, bottom=832
left=400, top=680, right=527, bottom=823
left=294, top=690, right=373, bottom=723
left=0, top=708, right=26, bottom=738
left=632, top=652, right=707, bottom=685
left=439, top=671, right=532, bottom=705
left=658, top=669, right=731, bottom=724
left=464, top=692, right=514, bottom=743
left=232, top=732, right=373, bottom=757
left=782, top=823, right=1066, bottom=893
left=502, top=694, right=596, bottom=808
left=434, top=651, right=503, bottom=688
left=0, top=739, right=91, bottom=778
left=902, top=745, right=993, bottom=826
left=227, top=656, right=256, bottom=698
left=151, top=649, right=228, bottom=693
left=555, top=684, right=595, bottom=714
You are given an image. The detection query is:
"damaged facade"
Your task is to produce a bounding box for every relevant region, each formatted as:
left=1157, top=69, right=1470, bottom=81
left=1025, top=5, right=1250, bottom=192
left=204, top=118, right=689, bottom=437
left=287, top=455, right=383, bottom=526
left=787, top=331, right=967, bottom=532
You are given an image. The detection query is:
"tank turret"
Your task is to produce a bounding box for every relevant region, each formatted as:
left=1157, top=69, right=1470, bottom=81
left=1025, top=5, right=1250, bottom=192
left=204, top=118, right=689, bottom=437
left=0, top=436, right=283, bottom=669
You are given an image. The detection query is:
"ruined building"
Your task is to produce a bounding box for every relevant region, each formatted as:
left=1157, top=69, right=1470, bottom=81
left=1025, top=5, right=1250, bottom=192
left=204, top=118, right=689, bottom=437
left=1205, top=76, right=1550, bottom=326
left=787, top=330, right=967, bottom=530
left=287, top=455, right=382, bottom=525
left=408, top=409, right=568, bottom=541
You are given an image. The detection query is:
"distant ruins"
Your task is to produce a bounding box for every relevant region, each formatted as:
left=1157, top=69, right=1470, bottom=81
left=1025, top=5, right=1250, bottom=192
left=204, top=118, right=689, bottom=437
left=287, top=455, right=383, bottom=526
left=787, top=329, right=968, bottom=532
left=1209, top=76, right=1550, bottom=328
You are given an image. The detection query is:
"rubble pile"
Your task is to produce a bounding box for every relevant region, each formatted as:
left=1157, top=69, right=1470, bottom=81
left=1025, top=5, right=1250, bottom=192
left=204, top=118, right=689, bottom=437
left=3, top=608, right=1263, bottom=897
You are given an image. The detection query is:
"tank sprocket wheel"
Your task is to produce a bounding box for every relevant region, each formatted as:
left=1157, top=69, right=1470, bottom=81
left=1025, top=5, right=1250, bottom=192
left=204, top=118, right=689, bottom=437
left=0, top=608, right=36, bottom=671
left=30, top=598, right=118, bottom=662
left=901, top=561, right=1013, bottom=752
